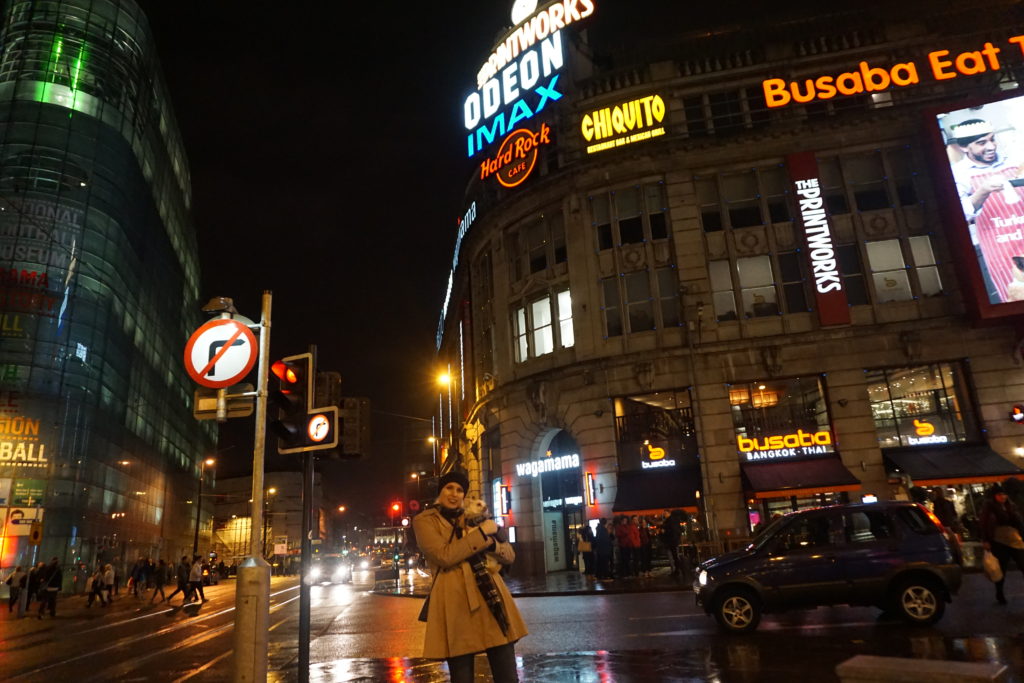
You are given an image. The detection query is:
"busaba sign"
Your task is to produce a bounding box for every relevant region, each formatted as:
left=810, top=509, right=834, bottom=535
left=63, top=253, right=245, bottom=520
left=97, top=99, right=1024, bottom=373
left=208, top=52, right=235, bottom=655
left=763, top=35, right=1024, bottom=108
left=787, top=151, right=850, bottom=326
left=479, top=123, right=552, bottom=188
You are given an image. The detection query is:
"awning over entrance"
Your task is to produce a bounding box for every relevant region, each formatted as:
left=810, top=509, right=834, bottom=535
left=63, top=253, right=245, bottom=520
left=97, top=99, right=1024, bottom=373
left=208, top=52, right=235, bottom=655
left=884, top=444, right=1024, bottom=486
left=741, top=457, right=861, bottom=499
left=612, top=467, right=700, bottom=514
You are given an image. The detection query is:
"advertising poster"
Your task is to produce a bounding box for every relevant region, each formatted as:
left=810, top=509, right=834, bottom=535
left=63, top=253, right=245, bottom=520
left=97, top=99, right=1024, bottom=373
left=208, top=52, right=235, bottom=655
left=4, top=506, right=43, bottom=536
left=934, top=94, right=1024, bottom=315
left=543, top=510, right=565, bottom=571
left=11, top=478, right=46, bottom=506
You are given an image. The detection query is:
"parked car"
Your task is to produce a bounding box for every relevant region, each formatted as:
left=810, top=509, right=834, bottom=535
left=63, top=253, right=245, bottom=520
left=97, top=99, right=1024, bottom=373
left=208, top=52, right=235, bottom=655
left=694, top=501, right=962, bottom=633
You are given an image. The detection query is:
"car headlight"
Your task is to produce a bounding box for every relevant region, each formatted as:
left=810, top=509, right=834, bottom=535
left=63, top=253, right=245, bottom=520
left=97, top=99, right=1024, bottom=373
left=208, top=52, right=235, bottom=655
left=310, top=566, right=321, bottom=579
left=698, top=569, right=708, bottom=586
left=360, top=560, right=369, bottom=569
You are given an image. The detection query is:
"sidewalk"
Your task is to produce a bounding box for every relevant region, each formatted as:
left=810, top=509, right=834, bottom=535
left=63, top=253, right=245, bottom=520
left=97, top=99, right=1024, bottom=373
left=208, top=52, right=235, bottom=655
left=372, top=565, right=691, bottom=598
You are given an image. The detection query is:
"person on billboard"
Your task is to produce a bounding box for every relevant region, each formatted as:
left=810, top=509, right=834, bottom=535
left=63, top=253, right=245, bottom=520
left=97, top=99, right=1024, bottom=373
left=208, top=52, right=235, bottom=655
left=951, top=118, right=1024, bottom=303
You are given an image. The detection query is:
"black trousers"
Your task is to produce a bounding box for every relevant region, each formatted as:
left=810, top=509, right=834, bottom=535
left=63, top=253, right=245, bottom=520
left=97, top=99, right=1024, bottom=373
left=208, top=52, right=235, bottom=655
left=447, top=643, right=518, bottom=683
left=992, top=541, right=1024, bottom=597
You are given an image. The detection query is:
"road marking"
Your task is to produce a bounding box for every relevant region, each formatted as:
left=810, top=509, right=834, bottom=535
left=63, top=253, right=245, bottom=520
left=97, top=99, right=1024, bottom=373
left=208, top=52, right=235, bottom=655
left=171, top=599, right=296, bottom=683
left=7, top=587, right=300, bottom=681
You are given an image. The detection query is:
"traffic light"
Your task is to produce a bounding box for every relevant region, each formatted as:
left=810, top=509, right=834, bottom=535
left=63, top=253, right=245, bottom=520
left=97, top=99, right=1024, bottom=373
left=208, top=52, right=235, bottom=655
left=1012, top=404, right=1024, bottom=423
left=269, top=353, right=313, bottom=453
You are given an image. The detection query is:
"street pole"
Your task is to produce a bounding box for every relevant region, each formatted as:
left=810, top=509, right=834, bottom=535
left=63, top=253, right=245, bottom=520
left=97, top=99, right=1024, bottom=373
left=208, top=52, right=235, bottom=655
left=298, top=344, right=316, bottom=683
left=234, top=291, right=272, bottom=683
left=192, top=462, right=204, bottom=557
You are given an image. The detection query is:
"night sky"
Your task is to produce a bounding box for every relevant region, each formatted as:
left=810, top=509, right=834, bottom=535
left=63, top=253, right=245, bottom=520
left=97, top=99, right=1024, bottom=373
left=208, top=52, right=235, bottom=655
left=138, top=0, right=509, bottom=515
left=136, top=0, right=853, bottom=517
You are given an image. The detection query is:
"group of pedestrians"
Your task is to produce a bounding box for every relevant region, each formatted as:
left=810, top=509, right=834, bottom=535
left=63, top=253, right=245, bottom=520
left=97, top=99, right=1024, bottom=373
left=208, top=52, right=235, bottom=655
left=582, top=513, right=685, bottom=581
left=5, top=557, right=63, bottom=618
left=4, top=554, right=212, bottom=619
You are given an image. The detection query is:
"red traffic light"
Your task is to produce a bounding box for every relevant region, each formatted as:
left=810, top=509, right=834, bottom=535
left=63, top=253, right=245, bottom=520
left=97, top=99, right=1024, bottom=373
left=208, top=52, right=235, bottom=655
left=391, top=502, right=401, bottom=513
left=271, top=360, right=300, bottom=384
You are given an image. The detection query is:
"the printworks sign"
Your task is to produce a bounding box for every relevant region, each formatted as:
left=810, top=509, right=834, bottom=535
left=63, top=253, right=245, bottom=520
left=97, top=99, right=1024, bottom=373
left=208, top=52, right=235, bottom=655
left=463, top=0, right=596, bottom=158
left=581, top=94, right=666, bottom=154
left=762, top=35, right=1024, bottom=108
left=786, top=151, right=851, bottom=326
left=515, top=452, right=580, bottom=478
left=737, top=429, right=834, bottom=461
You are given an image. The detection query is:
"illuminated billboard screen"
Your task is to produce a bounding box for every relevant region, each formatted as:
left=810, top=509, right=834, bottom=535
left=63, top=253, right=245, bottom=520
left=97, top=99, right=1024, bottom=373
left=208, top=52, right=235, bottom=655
left=932, top=92, right=1024, bottom=319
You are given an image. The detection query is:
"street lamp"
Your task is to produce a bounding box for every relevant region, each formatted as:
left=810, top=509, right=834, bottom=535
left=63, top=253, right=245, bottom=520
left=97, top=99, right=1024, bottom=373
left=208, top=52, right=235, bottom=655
left=192, top=457, right=216, bottom=557
left=263, top=487, right=277, bottom=560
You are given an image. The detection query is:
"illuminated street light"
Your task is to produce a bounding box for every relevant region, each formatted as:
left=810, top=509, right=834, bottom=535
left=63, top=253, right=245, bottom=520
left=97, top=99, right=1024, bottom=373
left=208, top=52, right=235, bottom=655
left=338, top=505, right=347, bottom=513
left=192, top=457, right=216, bottom=557
left=436, top=372, right=451, bottom=386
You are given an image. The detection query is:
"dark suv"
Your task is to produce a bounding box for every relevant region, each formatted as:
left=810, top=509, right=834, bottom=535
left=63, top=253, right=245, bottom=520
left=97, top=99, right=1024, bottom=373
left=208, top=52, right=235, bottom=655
left=694, top=502, right=962, bottom=633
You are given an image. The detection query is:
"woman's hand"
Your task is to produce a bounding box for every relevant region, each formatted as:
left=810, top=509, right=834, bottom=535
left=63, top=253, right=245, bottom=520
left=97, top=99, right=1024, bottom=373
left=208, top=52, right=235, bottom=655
left=479, top=519, right=499, bottom=536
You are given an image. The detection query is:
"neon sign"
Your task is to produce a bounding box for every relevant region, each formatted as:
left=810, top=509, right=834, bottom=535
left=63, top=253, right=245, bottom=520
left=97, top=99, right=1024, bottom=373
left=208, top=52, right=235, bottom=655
left=907, top=419, right=949, bottom=445
left=582, top=94, right=666, bottom=154
left=737, top=429, right=834, bottom=461
left=763, top=36, right=1024, bottom=109
left=436, top=202, right=478, bottom=348
left=464, top=1, right=596, bottom=158
left=479, top=123, right=551, bottom=187
left=515, top=452, right=580, bottom=478
left=641, top=440, right=676, bottom=469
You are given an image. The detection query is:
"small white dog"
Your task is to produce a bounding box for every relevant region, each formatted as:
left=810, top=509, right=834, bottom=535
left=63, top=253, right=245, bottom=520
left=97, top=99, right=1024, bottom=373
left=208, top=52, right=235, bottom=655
left=462, top=496, right=505, bottom=572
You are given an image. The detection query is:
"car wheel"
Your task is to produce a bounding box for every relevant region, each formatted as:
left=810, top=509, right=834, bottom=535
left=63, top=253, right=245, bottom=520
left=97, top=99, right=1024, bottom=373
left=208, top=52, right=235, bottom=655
left=891, top=578, right=945, bottom=625
left=713, top=588, right=761, bottom=633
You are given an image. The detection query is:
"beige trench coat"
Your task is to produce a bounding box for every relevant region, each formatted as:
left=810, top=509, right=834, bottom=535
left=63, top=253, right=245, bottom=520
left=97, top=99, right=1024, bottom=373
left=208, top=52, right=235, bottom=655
left=413, top=507, right=528, bottom=659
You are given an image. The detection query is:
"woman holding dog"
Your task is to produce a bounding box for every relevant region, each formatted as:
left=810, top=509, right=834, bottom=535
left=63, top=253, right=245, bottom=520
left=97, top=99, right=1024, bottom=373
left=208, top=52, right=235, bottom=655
left=413, top=470, right=527, bottom=683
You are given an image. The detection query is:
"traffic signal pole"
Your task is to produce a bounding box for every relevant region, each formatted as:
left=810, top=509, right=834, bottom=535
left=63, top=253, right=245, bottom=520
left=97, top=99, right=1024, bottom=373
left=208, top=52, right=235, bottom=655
left=234, top=290, right=272, bottom=683
left=298, top=345, right=316, bottom=683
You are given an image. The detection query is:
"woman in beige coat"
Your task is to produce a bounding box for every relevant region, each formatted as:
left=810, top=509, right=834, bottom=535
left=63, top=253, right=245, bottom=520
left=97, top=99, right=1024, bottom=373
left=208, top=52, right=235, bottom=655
left=413, top=470, right=527, bottom=683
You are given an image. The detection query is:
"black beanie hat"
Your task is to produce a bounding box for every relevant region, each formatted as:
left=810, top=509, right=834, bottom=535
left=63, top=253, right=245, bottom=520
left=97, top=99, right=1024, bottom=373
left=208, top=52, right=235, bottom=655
left=437, top=469, right=470, bottom=495
left=990, top=483, right=1006, bottom=496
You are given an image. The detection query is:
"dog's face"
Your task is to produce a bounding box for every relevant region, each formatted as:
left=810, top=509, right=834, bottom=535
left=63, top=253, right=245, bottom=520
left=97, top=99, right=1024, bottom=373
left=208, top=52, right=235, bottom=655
left=463, top=496, right=490, bottom=526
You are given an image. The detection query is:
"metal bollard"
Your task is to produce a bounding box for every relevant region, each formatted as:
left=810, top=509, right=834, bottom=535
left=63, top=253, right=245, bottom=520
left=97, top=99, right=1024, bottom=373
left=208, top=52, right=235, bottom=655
left=233, top=556, right=271, bottom=683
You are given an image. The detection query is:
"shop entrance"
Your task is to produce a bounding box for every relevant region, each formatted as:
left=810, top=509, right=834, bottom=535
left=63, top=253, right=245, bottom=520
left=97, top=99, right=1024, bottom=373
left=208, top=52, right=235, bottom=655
left=536, top=430, right=584, bottom=573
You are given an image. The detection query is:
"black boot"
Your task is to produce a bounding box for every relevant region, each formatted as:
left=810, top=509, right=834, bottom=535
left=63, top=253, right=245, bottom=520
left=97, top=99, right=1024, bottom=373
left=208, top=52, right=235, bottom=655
left=996, top=581, right=1007, bottom=605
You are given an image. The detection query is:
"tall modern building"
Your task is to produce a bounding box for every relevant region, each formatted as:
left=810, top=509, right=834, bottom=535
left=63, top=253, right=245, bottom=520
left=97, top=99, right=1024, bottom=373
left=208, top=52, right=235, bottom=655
left=0, top=0, right=215, bottom=577
left=435, top=0, right=1024, bottom=575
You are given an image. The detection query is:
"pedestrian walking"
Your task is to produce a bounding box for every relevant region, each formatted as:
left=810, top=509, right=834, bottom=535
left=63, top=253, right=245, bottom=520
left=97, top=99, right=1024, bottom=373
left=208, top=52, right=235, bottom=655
left=980, top=483, right=1024, bottom=605
left=662, top=510, right=684, bottom=577
left=149, top=559, right=170, bottom=603
left=86, top=564, right=107, bottom=607
left=5, top=565, right=25, bottom=612
left=166, top=556, right=190, bottom=603
left=26, top=561, right=44, bottom=606
left=35, top=557, right=62, bottom=619
left=634, top=515, right=653, bottom=578
left=576, top=523, right=595, bottom=577
left=72, top=562, right=89, bottom=595
left=188, top=555, right=207, bottom=603
left=103, top=563, right=115, bottom=603
left=594, top=517, right=613, bottom=580
left=412, top=470, right=527, bottom=683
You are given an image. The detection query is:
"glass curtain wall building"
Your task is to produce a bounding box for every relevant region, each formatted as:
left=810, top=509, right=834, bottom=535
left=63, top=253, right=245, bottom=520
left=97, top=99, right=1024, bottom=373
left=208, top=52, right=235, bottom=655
left=0, top=0, right=215, bottom=578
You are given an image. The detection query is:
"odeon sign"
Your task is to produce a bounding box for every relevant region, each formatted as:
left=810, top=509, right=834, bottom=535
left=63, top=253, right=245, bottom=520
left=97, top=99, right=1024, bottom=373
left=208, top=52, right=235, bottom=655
left=463, top=0, right=596, bottom=158
left=737, top=429, right=834, bottom=461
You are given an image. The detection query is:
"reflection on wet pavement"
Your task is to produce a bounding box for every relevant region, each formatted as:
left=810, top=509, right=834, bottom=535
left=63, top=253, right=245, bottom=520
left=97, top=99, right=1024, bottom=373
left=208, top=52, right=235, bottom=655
left=295, top=634, right=1024, bottom=682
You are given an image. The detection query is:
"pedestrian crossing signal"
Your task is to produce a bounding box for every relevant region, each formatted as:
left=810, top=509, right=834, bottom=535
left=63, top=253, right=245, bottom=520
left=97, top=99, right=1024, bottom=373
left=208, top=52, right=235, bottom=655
left=28, top=521, right=42, bottom=546
left=1012, top=404, right=1024, bottom=422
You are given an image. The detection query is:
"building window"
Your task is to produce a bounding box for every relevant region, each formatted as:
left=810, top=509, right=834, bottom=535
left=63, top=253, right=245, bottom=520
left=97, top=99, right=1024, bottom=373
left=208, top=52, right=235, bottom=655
left=697, top=165, right=790, bottom=232
left=837, top=244, right=869, bottom=305
left=709, top=260, right=738, bottom=321
left=613, top=391, right=696, bottom=472
left=590, top=182, right=670, bottom=250
left=866, top=240, right=911, bottom=302
left=508, top=209, right=567, bottom=282
left=738, top=255, right=779, bottom=318
left=778, top=251, right=808, bottom=313
left=512, top=289, right=574, bottom=363
left=601, top=269, right=680, bottom=336
left=910, top=236, right=943, bottom=296
left=866, top=362, right=977, bottom=448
